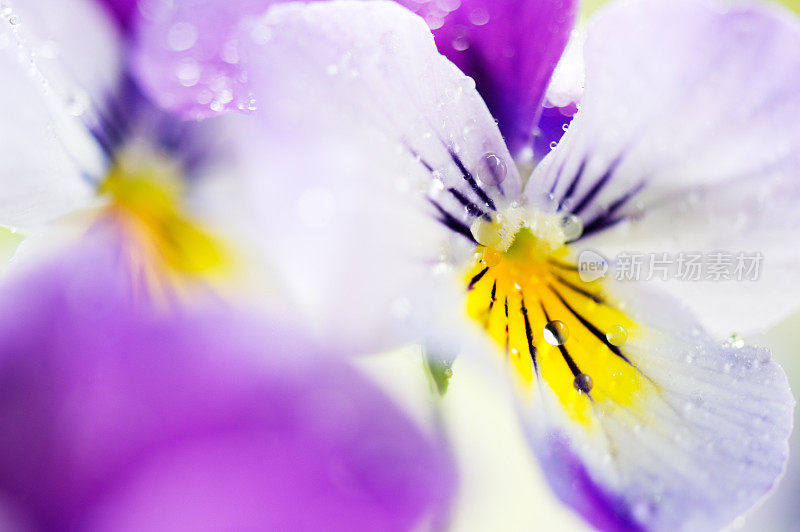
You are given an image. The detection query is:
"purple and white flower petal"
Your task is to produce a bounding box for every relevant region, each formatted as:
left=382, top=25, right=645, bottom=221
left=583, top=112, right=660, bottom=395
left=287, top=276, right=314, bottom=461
left=528, top=0, right=800, bottom=336
left=0, top=227, right=456, bottom=530
left=234, top=0, right=522, bottom=352
left=0, top=0, right=121, bottom=229
left=397, top=0, right=578, bottom=157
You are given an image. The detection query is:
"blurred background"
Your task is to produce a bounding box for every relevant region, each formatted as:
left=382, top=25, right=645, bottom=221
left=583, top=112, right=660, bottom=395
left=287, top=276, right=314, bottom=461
left=3, top=0, right=799, bottom=530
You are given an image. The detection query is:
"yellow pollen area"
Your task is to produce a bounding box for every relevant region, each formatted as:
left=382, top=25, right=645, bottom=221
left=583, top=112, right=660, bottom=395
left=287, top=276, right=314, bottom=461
left=99, top=146, right=226, bottom=279
left=465, top=226, right=646, bottom=425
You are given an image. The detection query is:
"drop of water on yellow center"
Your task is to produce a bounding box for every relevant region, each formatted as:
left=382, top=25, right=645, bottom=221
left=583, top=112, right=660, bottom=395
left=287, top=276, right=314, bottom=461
left=543, top=320, right=569, bottom=346
left=606, top=325, right=628, bottom=346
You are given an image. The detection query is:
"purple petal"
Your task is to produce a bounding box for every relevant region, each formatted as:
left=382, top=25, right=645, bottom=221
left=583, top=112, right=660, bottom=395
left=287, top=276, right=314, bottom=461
left=533, top=103, right=577, bottom=161
left=0, top=228, right=456, bottom=529
left=96, top=0, right=138, bottom=29
left=398, top=0, right=578, bottom=157
left=131, top=0, right=277, bottom=119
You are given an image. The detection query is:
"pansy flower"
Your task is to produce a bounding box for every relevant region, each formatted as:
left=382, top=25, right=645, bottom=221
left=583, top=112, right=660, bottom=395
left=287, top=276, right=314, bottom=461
left=224, top=0, right=797, bottom=529
left=0, top=228, right=455, bottom=529
left=0, top=0, right=458, bottom=526
left=0, top=0, right=291, bottom=302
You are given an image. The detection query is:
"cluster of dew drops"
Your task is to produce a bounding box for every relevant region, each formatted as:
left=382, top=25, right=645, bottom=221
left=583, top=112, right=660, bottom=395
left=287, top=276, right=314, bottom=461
left=162, top=14, right=259, bottom=115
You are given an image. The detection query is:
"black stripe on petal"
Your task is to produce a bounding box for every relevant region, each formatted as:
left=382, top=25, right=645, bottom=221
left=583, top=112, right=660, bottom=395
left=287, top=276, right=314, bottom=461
left=572, top=155, right=624, bottom=215
left=448, top=149, right=497, bottom=212
left=449, top=188, right=491, bottom=220
left=429, top=199, right=477, bottom=244
left=520, top=293, right=539, bottom=373
left=468, top=267, right=489, bottom=291
left=549, top=285, right=634, bottom=366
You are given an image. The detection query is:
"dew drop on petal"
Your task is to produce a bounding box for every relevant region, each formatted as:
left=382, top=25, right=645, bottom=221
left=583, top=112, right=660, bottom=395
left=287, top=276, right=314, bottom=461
left=468, top=7, right=490, bottom=25
left=559, top=213, right=583, bottom=242
left=470, top=218, right=502, bottom=248
left=167, top=21, right=198, bottom=52
left=482, top=247, right=502, bottom=267
left=549, top=141, right=558, bottom=150
left=724, top=333, right=745, bottom=349
left=66, top=91, right=89, bottom=116
left=176, top=58, right=200, bottom=87
left=452, top=36, right=469, bottom=51
left=606, top=325, right=628, bottom=346
left=543, top=320, right=568, bottom=346
left=476, top=153, right=507, bottom=186
left=573, top=373, right=593, bottom=394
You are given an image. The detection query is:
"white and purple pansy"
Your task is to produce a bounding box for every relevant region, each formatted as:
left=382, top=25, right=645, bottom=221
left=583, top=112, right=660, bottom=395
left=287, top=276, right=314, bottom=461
left=0, top=0, right=458, bottom=528
left=207, top=0, right=796, bottom=530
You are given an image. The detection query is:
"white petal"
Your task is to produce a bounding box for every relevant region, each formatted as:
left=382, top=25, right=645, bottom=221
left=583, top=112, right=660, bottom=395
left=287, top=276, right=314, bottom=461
left=232, top=1, right=520, bottom=351
left=0, top=0, right=121, bottom=229
left=526, top=0, right=800, bottom=335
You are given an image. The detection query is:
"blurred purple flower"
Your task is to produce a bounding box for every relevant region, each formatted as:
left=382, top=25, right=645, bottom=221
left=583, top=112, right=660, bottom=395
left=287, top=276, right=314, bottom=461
left=0, top=227, right=456, bottom=530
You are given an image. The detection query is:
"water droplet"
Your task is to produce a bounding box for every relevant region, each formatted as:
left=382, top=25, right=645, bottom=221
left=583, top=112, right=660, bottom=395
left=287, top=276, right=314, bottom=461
left=452, top=36, right=469, bottom=51
left=176, top=58, right=200, bottom=87
left=66, top=91, right=89, bottom=116
left=7, top=14, right=19, bottom=25
left=167, top=21, right=198, bottom=51
left=468, top=7, right=490, bottom=25
left=561, top=122, right=570, bottom=132
left=237, top=94, right=258, bottom=112
left=724, top=333, right=745, bottom=349
left=559, top=213, right=583, bottom=242
left=470, top=218, right=502, bottom=248
left=549, top=141, right=558, bottom=150
left=482, top=247, right=502, bottom=267
left=573, top=373, right=593, bottom=394
left=476, top=153, right=507, bottom=186
left=606, top=325, right=628, bottom=346
left=543, top=320, right=568, bottom=346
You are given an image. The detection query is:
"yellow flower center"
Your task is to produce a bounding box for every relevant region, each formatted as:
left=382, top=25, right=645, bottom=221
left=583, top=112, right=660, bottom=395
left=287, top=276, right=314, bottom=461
left=465, top=220, right=646, bottom=424
left=99, top=144, right=226, bottom=279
